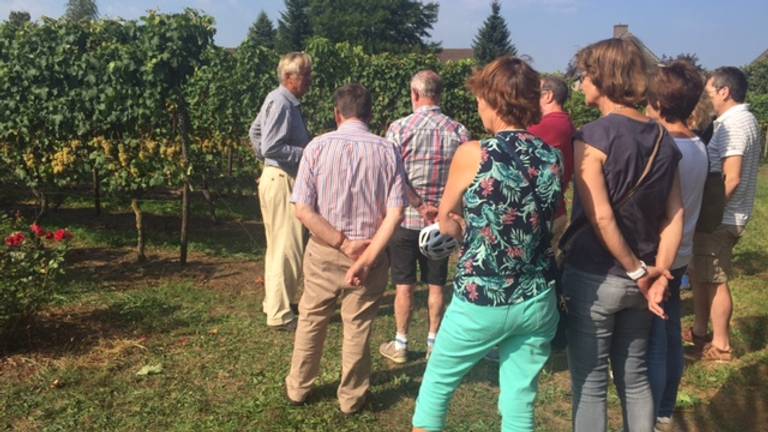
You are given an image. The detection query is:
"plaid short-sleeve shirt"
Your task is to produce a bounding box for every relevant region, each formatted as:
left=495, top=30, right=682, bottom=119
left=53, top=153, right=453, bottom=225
left=386, top=106, right=469, bottom=230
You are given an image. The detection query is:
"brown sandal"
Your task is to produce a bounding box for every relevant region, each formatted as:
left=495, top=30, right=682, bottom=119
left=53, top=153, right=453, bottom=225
left=700, top=343, right=733, bottom=363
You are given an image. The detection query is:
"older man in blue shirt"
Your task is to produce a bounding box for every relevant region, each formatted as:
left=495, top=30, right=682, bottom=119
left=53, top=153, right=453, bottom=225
left=249, top=52, right=313, bottom=330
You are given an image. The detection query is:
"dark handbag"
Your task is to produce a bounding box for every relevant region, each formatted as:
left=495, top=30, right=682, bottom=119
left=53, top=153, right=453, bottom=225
left=695, top=172, right=725, bottom=233
left=552, top=123, right=666, bottom=350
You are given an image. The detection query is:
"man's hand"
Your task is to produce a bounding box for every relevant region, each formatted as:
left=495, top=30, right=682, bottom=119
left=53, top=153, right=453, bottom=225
left=345, top=259, right=370, bottom=287
left=340, top=238, right=370, bottom=261
left=417, top=203, right=439, bottom=224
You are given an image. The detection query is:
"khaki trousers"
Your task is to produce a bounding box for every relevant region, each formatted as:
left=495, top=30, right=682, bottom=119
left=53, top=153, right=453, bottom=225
left=285, top=239, right=389, bottom=413
left=258, top=166, right=304, bottom=326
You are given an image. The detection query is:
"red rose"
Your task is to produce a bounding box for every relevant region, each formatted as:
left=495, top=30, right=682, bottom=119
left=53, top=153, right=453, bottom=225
left=4, top=232, right=25, bottom=248
left=30, top=223, right=46, bottom=237
left=53, top=229, right=73, bottom=242
left=45, top=232, right=55, bottom=240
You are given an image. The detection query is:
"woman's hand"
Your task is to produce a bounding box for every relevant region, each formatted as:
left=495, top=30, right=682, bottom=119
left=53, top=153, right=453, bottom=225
left=441, top=211, right=465, bottom=241
left=636, top=267, right=672, bottom=319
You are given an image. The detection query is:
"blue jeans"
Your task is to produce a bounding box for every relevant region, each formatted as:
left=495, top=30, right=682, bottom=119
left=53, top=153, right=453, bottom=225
left=563, top=266, right=654, bottom=432
left=412, top=287, right=558, bottom=431
left=647, top=266, right=686, bottom=418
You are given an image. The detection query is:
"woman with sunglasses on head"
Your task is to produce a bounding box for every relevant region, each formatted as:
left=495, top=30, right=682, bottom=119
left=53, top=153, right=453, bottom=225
left=560, top=38, right=684, bottom=432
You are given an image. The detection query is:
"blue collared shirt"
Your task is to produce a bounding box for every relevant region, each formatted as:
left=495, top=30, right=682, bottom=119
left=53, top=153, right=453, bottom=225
left=249, top=85, right=311, bottom=177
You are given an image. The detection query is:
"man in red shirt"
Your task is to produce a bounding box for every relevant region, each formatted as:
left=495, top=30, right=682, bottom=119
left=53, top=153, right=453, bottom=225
left=528, top=75, right=575, bottom=251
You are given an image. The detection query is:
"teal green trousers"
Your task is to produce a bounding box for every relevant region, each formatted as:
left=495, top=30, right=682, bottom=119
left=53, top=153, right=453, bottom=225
left=412, top=287, right=558, bottom=431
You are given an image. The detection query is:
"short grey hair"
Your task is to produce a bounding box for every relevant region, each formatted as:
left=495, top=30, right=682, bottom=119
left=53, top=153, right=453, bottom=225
left=540, top=75, right=570, bottom=106
left=411, top=70, right=442, bottom=100
left=277, top=52, right=312, bottom=83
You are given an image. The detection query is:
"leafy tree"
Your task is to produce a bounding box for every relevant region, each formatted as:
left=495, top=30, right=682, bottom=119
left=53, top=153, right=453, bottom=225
left=746, top=57, right=768, bottom=96
left=0, top=19, right=92, bottom=220
left=276, top=0, right=312, bottom=53
left=308, top=0, right=439, bottom=54
left=472, top=0, right=516, bottom=65
left=8, top=11, right=31, bottom=27
left=140, top=10, right=215, bottom=264
left=247, top=11, right=276, bottom=49
left=661, top=52, right=705, bottom=73
left=565, top=89, right=601, bottom=128
left=65, top=0, right=98, bottom=21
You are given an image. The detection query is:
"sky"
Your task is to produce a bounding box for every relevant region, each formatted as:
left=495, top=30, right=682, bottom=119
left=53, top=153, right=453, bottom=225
left=3, top=0, right=767, bottom=73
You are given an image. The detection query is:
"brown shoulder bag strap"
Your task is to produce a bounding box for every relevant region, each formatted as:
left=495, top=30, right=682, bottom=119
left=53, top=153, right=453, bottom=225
left=560, top=123, right=666, bottom=251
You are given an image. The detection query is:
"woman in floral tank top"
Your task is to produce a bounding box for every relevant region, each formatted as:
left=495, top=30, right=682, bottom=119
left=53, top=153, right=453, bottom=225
left=412, top=57, right=563, bottom=432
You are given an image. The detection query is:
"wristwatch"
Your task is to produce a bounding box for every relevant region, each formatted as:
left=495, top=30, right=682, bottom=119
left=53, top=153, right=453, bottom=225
left=626, top=260, right=648, bottom=281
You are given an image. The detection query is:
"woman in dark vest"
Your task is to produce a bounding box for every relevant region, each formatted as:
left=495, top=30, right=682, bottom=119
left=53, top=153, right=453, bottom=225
left=560, top=38, right=684, bottom=432
left=411, top=57, right=563, bottom=431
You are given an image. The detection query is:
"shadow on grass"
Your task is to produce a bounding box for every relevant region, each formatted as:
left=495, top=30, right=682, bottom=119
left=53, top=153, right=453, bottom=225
left=0, top=288, right=201, bottom=358
left=676, top=356, right=768, bottom=432
left=10, top=197, right=265, bottom=258
left=734, top=249, right=768, bottom=278
left=64, top=247, right=225, bottom=289
left=734, top=315, right=768, bottom=353
left=306, top=360, right=428, bottom=413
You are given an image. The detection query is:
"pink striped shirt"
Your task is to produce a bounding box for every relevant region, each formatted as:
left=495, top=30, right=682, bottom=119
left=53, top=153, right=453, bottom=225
left=291, top=120, right=408, bottom=240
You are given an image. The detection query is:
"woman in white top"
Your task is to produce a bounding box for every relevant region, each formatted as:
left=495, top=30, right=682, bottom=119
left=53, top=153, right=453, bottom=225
left=645, top=60, right=708, bottom=431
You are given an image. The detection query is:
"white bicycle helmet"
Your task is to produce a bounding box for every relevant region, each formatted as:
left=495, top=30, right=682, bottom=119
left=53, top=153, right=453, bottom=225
left=418, top=223, right=459, bottom=260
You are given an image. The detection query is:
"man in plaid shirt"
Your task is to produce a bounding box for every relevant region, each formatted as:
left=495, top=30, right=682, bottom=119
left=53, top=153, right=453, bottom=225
left=379, top=70, right=470, bottom=364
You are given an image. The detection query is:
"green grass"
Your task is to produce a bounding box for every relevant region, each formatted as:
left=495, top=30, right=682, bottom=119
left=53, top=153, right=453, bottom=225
left=12, top=192, right=265, bottom=260
left=1, top=166, right=768, bottom=431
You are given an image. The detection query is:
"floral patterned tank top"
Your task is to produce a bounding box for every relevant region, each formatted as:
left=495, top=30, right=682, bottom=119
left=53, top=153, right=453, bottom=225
left=453, top=131, right=563, bottom=306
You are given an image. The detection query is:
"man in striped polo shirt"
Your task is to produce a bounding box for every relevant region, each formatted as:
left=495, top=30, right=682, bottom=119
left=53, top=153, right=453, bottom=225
left=689, top=67, right=762, bottom=363
left=285, top=84, right=407, bottom=415
left=379, top=70, right=470, bottom=364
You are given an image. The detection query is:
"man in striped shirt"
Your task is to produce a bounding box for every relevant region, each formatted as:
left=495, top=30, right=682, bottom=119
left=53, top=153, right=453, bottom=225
left=690, top=66, right=763, bottom=363
left=379, top=70, right=470, bottom=364
left=285, top=84, right=407, bottom=415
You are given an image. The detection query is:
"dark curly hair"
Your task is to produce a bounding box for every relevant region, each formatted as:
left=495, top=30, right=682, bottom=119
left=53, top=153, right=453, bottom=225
left=648, top=61, right=704, bottom=123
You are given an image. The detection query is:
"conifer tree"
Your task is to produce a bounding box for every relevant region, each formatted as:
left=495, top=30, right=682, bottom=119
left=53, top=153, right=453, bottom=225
left=8, top=11, right=31, bottom=26
left=247, top=11, right=276, bottom=49
left=275, top=0, right=312, bottom=53
left=472, top=1, right=516, bottom=65
left=64, top=0, right=98, bottom=21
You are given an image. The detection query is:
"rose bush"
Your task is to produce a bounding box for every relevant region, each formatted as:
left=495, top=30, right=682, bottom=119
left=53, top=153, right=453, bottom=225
left=1, top=215, right=73, bottom=335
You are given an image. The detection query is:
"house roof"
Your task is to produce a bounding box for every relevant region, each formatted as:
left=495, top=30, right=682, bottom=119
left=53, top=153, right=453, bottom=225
left=438, top=48, right=474, bottom=63
left=613, top=24, right=660, bottom=66
left=751, top=48, right=768, bottom=66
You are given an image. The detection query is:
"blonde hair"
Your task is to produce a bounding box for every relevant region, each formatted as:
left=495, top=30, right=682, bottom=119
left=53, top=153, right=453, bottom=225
left=277, top=52, right=312, bottom=83
left=688, top=91, right=714, bottom=133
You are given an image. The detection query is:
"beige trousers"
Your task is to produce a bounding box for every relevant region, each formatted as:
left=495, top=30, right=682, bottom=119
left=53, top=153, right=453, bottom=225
left=285, top=239, right=389, bottom=413
left=258, top=166, right=304, bottom=326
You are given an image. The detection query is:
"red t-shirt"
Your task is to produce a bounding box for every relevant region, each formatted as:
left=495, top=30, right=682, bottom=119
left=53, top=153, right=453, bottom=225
left=529, top=111, right=575, bottom=217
